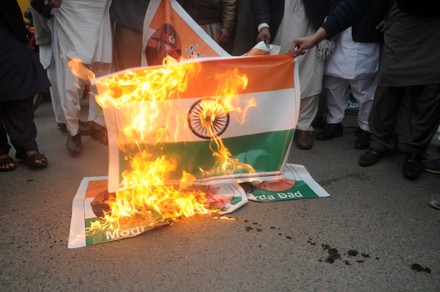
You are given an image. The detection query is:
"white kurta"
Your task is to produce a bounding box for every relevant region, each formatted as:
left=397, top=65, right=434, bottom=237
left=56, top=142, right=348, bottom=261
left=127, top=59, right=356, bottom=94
left=325, top=27, right=380, bottom=80
left=52, top=0, right=113, bottom=64
left=324, top=27, right=380, bottom=131
left=273, top=0, right=324, bottom=131
left=50, top=0, right=113, bottom=136
left=274, top=0, right=324, bottom=99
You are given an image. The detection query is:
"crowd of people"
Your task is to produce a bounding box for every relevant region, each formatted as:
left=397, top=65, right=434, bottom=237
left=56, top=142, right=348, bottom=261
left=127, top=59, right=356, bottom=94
left=1, top=0, right=439, bottom=206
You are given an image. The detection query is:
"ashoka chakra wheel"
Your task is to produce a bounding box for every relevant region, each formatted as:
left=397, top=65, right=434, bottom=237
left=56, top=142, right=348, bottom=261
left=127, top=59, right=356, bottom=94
left=187, top=98, right=230, bottom=139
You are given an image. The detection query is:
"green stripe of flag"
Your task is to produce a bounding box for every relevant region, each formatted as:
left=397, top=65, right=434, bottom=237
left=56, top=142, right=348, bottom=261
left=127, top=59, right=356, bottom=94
left=119, top=129, right=294, bottom=181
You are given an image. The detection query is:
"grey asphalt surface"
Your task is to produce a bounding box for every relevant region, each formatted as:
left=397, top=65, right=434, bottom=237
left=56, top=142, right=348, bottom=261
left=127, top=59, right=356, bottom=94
left=1, top=100, right=439, bottom=291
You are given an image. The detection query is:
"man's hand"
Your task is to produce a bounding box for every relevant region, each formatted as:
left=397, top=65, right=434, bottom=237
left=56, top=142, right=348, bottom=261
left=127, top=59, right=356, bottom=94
left=289, top=27, right=327, bottom=58
left=256, top=27, right=271, bottom=47
left=375, top=20, right=386, bottom=33
left=289, top=36, right=313, bottom=57
left=216, top=28, right=231, bottom=44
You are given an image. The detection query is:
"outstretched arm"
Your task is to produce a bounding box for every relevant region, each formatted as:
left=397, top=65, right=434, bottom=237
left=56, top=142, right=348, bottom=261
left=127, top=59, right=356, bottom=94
left=290, top=0, right=373, bottom=57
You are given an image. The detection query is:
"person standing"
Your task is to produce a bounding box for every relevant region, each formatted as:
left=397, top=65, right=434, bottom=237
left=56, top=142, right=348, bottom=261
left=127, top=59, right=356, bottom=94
left=50, top=0, right=113, bottom=155
left=317, top=0, right=392, bottom=150
left=0, top=0, right=53, bottom=171
left=252, top=0, right=327, bottom=150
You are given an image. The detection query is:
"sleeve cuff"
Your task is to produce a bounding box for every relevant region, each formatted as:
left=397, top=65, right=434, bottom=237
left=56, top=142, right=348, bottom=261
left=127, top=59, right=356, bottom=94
left=257, top=23, right=270, bottom=32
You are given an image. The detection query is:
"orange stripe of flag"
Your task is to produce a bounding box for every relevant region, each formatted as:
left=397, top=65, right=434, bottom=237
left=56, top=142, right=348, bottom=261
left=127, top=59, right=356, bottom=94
left=176, top=54, right=295, bottom=99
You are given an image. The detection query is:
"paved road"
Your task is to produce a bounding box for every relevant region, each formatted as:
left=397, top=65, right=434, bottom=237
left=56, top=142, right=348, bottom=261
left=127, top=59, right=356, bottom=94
left=1, top=101, right=439, bottom=291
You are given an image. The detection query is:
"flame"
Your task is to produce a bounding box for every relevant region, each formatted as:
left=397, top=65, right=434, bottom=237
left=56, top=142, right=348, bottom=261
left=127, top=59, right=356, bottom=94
left=70, top=56, right=255, bottom=233
left=68, top=58, right=95, bottom=81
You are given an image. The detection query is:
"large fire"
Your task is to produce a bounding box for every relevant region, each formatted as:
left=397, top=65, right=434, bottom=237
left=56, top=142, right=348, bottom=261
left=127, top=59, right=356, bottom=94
left=70, top=57, right=256, bottom=232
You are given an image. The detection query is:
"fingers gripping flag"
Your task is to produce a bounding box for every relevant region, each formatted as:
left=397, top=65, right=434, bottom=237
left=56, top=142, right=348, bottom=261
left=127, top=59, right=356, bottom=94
left=94, top=0, right=300, bottom=192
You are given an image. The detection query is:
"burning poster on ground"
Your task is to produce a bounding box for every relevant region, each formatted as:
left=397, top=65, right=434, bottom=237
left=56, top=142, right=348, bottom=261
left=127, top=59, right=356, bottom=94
left=68, top=164, right=328, bottom=248
left=67, top=176, right=248, bottom=248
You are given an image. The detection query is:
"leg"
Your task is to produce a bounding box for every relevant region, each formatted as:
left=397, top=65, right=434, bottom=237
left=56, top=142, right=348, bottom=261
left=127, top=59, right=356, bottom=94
left=359, top=86, right=405, bottom=166
left=88, top=62, right=111, bottom=128
left=0, top=103, right=12, bottom=156
left=46, top=50, right=67, bottom=126
left=349, top=76, right=378, bottom=132
left=368, top=86, right=405, bottom=152
left=317, top=76, right=347, bottom=140
left=399, top=84, right=440, bottom=155
left=2, top=97, right=38, bottom=153
left=2, top=97, right=47, bottom=168
left=349, top=75, right=378, bottom=149
left=87, top=62, right=111, bottom=145
left=0, top=103, right=15, bottom=171
left=295, top=94, right=319, bottom=150
left=324, top=76, right=349, bottom=125
left=52, top=37, right=84, bottom=154
left=297, top=95, right=320, bottom=132
left=400, top=85, right=440, bottom=180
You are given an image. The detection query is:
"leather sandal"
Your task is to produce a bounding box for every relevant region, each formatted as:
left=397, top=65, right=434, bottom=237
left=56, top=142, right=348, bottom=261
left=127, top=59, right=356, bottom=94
left=15, top=151, right=48, bottom=168
left=0, top=156, right=16, bottom=172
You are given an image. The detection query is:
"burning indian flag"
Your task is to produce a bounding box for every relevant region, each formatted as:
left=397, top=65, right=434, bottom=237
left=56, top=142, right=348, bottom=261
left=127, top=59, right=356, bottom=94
left=93, top=54, right=299, bottom=193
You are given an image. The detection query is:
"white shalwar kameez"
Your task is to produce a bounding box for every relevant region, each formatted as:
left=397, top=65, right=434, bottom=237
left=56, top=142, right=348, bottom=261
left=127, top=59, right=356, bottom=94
left=324, top=27, right=380, bottom=131
left=274, top=0, right=325, bottom=131
left=50, top=0, right=113, bottom=136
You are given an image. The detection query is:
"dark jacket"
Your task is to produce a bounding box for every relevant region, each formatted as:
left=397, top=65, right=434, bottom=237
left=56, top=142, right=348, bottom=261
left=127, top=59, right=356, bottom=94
left=1, top=0, right=29, bottom=44
left=179, top=0, right=237, bottom=31
left=397, top=0, right=440, bottom=17
left=322, top=0, right=376, bottom=39
left=303, top=0, right=340, bottom=30
left=351, top=0, right=392, bottom=42
left=0, top=0, right=50, bottom=101
left=322, top=0, right=438, bottom=40
left=250, top=0, right=284, bottom=38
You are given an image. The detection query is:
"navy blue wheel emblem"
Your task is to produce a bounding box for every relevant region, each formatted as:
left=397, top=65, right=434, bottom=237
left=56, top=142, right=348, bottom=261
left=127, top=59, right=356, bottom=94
left=187, top=98, right=230, bottom=139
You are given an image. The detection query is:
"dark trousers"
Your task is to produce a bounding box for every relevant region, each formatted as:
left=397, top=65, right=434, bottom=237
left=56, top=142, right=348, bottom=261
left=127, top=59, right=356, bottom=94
left=369, top=84, right=440, bottom=155
left=0, top=97, right=38, bottom=155
left=112, top=23, right=143, bottom=72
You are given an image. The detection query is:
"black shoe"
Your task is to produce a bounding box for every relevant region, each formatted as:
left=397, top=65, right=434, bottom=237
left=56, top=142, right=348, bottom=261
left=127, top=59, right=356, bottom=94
left=403, top=153, right=423, bottom=180
left=359, top=148, right=385, bottom=166
left=67, top=134, right=83, bottom=155
left=355, top=129, right=371, bottom=150
left=317, top=123, right=343, bottom=140
left=295, top=130, right=314, bottom=150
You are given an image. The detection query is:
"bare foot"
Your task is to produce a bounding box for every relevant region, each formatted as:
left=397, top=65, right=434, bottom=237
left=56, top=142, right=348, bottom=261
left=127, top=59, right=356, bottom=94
left=0, top=154, right=16, bottom=171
